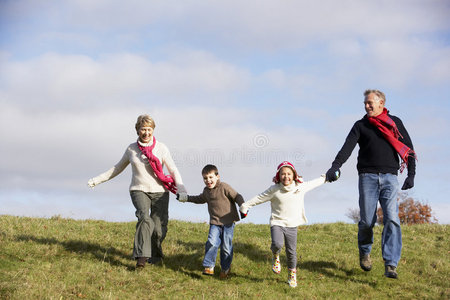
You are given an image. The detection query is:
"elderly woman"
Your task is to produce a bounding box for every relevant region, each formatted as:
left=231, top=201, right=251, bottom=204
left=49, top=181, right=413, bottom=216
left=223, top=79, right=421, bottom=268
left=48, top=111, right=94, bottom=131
left=88, top=114, right=187, bottom=268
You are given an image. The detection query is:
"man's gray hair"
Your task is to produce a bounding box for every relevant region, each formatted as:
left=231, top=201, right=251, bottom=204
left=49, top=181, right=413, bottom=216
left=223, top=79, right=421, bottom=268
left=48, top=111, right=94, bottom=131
left=364, top=89, right=386, bottom=103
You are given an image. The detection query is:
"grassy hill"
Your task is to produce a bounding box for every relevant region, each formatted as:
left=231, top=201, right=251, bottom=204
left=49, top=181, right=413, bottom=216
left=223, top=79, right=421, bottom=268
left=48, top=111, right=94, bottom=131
left=0, top=215, right=448, bottom=299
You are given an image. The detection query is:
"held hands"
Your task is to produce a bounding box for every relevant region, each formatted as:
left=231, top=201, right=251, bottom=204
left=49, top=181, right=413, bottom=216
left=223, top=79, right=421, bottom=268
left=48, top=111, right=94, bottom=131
left=325, top=168, right=341, bottom=182
left=177, top=193, right=188, bottom=202
left=87, top=179, right=96, bottom=188
left=401, top=175, right=414, bottom=190
left=239, top=205, right=248, bottom=219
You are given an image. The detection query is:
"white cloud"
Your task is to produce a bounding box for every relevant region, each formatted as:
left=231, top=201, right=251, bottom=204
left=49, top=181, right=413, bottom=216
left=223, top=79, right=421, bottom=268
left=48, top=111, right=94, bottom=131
left=159, top=1, right=444, bottom=42
left=5, top=0, right=450, bottom=49
left=0, top=51, right=251, bottom=110
left=0, top=97, right=329, bottom=188
left=428, top=203, right=450, bottom=224
left=423, top=46, right=450, bottom=85
left=328, top=39, right=363, bottom=58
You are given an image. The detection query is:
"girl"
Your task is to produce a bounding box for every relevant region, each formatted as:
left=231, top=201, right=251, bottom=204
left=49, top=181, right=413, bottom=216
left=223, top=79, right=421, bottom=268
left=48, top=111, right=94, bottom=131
left=240, top=161, right=327, bottom=287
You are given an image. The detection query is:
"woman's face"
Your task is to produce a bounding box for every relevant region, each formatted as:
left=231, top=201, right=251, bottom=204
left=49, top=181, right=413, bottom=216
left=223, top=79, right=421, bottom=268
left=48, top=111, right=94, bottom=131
left=279, top=167, right=294, bottom=186
left=138, top=125, right=154, bottom=143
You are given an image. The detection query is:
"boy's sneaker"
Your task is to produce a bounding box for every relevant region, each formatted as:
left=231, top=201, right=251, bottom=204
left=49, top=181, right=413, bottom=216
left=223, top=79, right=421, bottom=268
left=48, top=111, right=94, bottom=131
left=288, top=268, right=297, bottom=288
left=272, top=252, right=281, bottom=274
left=359, top=253, right=372, bottom=271
left=384, top=265, right=398, bottom=279
left=219, top=267, right=231, bottom=279
left=202, top=267, right=214, bottom=276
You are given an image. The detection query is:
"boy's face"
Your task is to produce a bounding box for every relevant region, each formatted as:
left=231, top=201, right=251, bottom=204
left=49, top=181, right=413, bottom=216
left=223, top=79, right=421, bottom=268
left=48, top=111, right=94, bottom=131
left=203, top=171, right=220, bottom=189
left=279, top=167, right=294, bottom=186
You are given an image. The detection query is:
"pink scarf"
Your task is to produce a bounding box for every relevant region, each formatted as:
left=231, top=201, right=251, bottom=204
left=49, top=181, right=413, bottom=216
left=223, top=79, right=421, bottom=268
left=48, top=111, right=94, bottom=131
left=368, top=108, right=416, bottom=173
left=137, top=136, right=177, bottom=194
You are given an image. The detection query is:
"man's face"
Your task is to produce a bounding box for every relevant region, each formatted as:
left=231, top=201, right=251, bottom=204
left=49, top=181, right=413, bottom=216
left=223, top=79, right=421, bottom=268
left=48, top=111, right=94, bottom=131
left=203, top=172, right=220, bottom=189
left=364, top=93, right=384, bottom=117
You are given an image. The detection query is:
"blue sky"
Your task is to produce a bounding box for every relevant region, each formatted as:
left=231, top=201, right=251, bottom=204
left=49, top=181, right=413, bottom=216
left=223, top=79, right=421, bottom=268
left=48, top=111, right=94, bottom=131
left=1, top=0, right=449, bottom=225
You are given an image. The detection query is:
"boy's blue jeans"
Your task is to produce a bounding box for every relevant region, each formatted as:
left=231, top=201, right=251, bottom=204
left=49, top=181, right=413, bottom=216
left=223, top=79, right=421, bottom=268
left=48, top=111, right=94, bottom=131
left=203, top=223, right=235, bottom=271
left=358, top=173, right=402, bottom=267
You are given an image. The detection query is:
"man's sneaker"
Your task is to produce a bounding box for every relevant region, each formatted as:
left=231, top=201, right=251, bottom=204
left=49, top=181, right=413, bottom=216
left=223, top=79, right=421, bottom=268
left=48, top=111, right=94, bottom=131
left=272, top=252, right=281, bottom=274
left=288, top=268, right=297, bottom=288
left=359, top=254, right=372, bottom=271
left=219, top=267, right=231, bottom=279
left=384, top=265, right=398, bottom=279
left=136, top=257, right=148, bottom=268
left=202, top=267, right=214, bottom=276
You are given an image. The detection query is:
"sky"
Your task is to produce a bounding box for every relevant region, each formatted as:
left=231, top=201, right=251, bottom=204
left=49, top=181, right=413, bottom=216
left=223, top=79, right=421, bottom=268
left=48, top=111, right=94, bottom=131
left=1, top=0, right=449, bottom=225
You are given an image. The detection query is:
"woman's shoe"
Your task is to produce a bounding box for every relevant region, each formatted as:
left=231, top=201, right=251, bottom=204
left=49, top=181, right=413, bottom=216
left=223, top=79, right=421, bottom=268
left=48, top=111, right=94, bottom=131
left=136, top=257, right=148, bottom=268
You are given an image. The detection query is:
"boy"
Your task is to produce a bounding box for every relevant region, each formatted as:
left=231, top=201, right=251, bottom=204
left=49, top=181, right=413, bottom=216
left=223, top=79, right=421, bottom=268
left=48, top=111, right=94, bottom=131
left=177, top=164, right=245, bottom=279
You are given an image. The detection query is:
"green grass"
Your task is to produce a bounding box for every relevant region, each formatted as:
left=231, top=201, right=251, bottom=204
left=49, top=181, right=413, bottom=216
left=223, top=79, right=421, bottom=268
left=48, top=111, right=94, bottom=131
left=0, top=215, right=448, bottom=299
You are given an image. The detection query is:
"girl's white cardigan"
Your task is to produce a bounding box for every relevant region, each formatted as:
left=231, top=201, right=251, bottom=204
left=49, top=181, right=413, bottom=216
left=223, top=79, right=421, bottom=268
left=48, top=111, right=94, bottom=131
left=241, top=176, right=325, bottom=227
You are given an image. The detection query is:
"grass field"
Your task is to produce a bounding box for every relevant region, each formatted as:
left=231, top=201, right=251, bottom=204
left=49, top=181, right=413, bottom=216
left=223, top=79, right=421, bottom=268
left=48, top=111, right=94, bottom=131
left=0, top=215, right=448, bottom=299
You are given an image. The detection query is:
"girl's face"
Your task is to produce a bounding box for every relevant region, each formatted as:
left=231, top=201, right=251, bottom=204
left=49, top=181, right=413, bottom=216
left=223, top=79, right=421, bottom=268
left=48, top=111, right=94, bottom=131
left=279, top=167, right=294, bottom=186
left=138, top=126, right=154, bottom=143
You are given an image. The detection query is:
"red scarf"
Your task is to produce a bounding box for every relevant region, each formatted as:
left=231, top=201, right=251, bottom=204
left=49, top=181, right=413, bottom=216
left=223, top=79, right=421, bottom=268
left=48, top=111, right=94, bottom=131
left=137, top=137, right=177, bottom=194
left=368, top=108, right=416, bottom=173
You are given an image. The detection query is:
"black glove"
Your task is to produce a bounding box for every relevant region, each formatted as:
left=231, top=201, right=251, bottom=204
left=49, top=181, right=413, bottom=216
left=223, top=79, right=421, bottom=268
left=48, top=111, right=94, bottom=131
left=401, top=175, right=414, bottom=190
left=240, top=211, right=247, bottom=219
left=325, top=167, right=341, bottom=182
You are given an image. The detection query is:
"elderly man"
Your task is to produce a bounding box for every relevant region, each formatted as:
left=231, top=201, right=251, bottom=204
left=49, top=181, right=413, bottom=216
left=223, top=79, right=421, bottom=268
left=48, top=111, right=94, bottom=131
left=326, top=89, right=416, bottom=279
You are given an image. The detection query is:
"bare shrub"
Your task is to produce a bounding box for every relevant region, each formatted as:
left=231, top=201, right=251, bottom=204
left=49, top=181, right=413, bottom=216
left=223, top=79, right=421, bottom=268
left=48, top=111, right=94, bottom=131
left=345, top=208, right=360, bottom=223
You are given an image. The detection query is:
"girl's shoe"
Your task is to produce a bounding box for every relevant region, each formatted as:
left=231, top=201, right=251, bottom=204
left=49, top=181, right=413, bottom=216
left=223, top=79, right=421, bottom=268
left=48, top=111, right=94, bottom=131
left=272, top=253, right=281, bottom=274
left=288, top=268, right=297, bottom=288
left=202, top=266, right=214, bottom=276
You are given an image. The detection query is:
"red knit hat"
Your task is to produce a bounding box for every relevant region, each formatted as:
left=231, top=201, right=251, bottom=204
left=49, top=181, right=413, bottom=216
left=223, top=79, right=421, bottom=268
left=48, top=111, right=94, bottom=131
left=272, top=161, right=303, bottom=184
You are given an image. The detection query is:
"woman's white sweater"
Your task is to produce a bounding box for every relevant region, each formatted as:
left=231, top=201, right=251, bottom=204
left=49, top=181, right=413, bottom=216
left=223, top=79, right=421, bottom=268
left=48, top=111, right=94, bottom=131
left=90, top=140, right=186, bottom=193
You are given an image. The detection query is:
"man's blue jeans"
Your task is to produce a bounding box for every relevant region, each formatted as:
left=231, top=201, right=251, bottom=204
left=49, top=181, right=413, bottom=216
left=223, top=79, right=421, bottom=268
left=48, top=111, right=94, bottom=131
left=203, top=223, right=235, bottom=271
left=358, top=173, right=402, bottom=267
